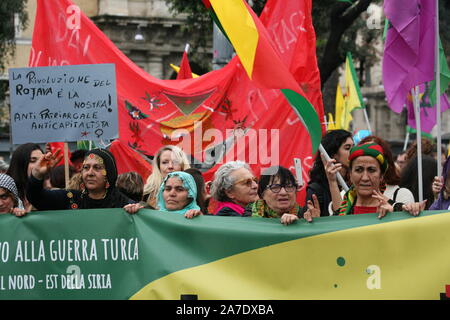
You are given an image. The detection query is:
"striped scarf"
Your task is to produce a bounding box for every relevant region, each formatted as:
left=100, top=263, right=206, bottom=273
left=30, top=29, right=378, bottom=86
left=338, top=183, right=386, bottom=216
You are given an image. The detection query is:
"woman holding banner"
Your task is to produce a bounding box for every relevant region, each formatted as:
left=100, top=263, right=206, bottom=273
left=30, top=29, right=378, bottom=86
left=245, top=166, right=319, bottom=225
left=26, top=148, right=135, bottom=210
left=143, top=145, right=191, bottom=209
left=359, top=135, right=415, bottom=206
left=338, top=143, right=426, bottom=217
left=429, top=155, right=450, bottom=210
left=0, top=174, right=27, bottom=216
left=124, top=171, right=202, bottom=219
left=210, top=161, right=259, bottom=216
left=306, top=130, right=353, bottom=216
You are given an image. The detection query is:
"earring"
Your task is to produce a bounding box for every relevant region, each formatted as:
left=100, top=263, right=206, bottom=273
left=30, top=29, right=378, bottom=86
left=80, top=183, right=85, bottom=192
left=105, top=181, right=110, bottom=189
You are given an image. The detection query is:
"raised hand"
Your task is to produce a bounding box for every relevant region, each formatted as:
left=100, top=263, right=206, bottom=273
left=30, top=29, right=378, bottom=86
left=307, top=194, right=321, bottom=218
left=322, top=156, right=342, bottom=183
left=32, top=149, right=63, bottom=179
left=432, top=176, right=443, bottom=199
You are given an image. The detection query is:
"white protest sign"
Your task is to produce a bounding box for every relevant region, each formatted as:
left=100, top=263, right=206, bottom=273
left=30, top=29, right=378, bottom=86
left=8, top=64, right=118, bottom=144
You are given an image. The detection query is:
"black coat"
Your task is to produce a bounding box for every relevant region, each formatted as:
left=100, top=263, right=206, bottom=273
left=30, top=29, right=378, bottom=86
left=26, top=175, right=135, bottom=211
left=305, top=181, right=333, bottom=217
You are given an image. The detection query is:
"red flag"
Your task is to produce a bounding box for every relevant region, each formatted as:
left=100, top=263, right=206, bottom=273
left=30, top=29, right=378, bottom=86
left=109, top=140, right=152, bottom=181
left=176, top=51, right=193, bottom=80
left=30, top=0, right=324, bottom=203
left=48, top=142, right=72, bottom=167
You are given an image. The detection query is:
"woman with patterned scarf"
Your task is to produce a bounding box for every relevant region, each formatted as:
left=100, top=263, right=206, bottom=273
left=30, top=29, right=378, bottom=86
left=27, top=148, right=135, bottom=210
left=245, top=166, right=320, bottom=225
left=0, top=173, right=27, bottom=216
left=338, top=143, right=426, bottom=218
left=124, top=171, right=202, bottom=219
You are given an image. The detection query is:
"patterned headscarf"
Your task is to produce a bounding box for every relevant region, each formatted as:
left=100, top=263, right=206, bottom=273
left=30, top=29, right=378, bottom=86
left=339, top=143, right=387, bottom=216
left=0, top=173, right=24, bottom=209
left=157, top=171, right=200, bottom=214
left=84, top=148, right=118, bottom=188
left=348, top=142, right=388, bottom=174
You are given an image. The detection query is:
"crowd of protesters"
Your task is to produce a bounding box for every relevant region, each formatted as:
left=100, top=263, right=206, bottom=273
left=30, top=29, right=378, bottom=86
left=1, top=131, right=449, bottom=225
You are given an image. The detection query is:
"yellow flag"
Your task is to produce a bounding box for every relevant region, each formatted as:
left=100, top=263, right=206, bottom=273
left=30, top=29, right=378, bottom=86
left=344, top=53, right=364, bottom=113
left=169, top=64, right=199, bottom=78
left=335, top=84, right=352, bottom=129
left=327, top=113, right=336, bottom=130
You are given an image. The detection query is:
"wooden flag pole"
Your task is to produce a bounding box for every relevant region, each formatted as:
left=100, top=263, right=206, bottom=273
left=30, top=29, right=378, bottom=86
left=64, top=142, right=70, bottom=189
left=435, top=0, right=442, bottom=178
left=412, top=86, right=424, bottom=202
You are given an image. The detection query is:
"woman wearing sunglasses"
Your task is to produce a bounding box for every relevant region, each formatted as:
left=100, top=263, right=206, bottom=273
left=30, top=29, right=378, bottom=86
left=210, top=161, right=259, bottom=216
left=246, top=166, right=320, bottom=225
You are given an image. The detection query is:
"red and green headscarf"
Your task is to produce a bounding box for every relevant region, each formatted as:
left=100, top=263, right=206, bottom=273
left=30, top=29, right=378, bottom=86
left=348, top=142, right=388, bottom=174
left=338, top=143, right=387, bottom=216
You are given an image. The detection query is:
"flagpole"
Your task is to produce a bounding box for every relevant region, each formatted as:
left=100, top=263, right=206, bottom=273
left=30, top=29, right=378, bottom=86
left=436, top=0, right=442, bottom=178
left=403, top=127, right=410, bottom=151
left=319, top=144, right=349, bottom=192
left=412, top=86, right=424, bottom=202
left=362, top=107, right=372, bottom=133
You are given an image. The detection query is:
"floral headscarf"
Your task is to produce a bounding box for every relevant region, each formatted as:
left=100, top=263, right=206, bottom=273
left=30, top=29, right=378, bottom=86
left=157, top=171, right=200, bottom=214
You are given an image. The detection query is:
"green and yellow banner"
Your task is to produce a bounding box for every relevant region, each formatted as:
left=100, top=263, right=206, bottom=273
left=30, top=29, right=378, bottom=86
left=1, top=209, right=450, bottom=300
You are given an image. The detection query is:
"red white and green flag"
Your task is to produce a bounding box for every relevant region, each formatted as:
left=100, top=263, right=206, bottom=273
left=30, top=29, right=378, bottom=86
left=204, top=0, right=323, bottom=153
left=29, top=0, right=324, bottom=198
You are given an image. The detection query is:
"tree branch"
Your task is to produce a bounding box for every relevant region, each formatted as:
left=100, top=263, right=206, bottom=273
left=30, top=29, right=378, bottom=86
left=319, top=0, right=373, bottom=87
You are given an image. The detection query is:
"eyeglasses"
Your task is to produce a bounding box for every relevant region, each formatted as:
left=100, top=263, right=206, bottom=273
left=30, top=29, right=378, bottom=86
left=234, top=177, right=258, bottom=187
left=266, top=184, right=297, bottom=193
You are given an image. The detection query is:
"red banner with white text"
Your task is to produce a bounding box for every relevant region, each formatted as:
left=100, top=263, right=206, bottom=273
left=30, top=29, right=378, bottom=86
left=29, top=0, right=324, bottom=200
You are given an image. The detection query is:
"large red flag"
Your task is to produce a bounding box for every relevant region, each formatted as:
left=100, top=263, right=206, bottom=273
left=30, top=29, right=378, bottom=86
left=30, top=0, right=324, bottom=202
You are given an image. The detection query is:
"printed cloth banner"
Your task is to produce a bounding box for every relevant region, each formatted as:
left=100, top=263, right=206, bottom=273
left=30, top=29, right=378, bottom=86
left=1, top=209, right=450, bottom=300
left=29, top=0, right=324, bottom=191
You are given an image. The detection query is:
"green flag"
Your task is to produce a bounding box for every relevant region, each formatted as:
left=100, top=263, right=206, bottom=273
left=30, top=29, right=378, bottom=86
left=429, top=38, right=450, bottom=105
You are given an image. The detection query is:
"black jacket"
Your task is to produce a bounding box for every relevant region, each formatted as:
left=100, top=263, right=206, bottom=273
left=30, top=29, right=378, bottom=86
left=305, top=181, right=332, bottom=217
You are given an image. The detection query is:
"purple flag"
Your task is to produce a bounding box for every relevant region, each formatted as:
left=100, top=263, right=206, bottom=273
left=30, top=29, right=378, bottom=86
left=406, top=83, right=450, bottom=133
left=383, top=0, right=436, bottom=113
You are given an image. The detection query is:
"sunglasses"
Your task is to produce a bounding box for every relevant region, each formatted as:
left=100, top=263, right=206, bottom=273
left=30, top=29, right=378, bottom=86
left=234, top=177, right=258, bottom=187
left=265, top=184, right=297, bottom=193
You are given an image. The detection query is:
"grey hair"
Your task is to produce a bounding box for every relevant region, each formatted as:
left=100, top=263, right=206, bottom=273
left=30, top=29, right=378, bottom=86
left=211, top=161, right=251, bottom=202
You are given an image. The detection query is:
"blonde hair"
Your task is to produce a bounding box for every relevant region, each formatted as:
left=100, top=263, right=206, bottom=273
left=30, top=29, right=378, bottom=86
left=68, top=173, right=82, bottom=190
left=144, top=145, right=191, bottom=206
left=116, top=172, right=144, bottom=202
